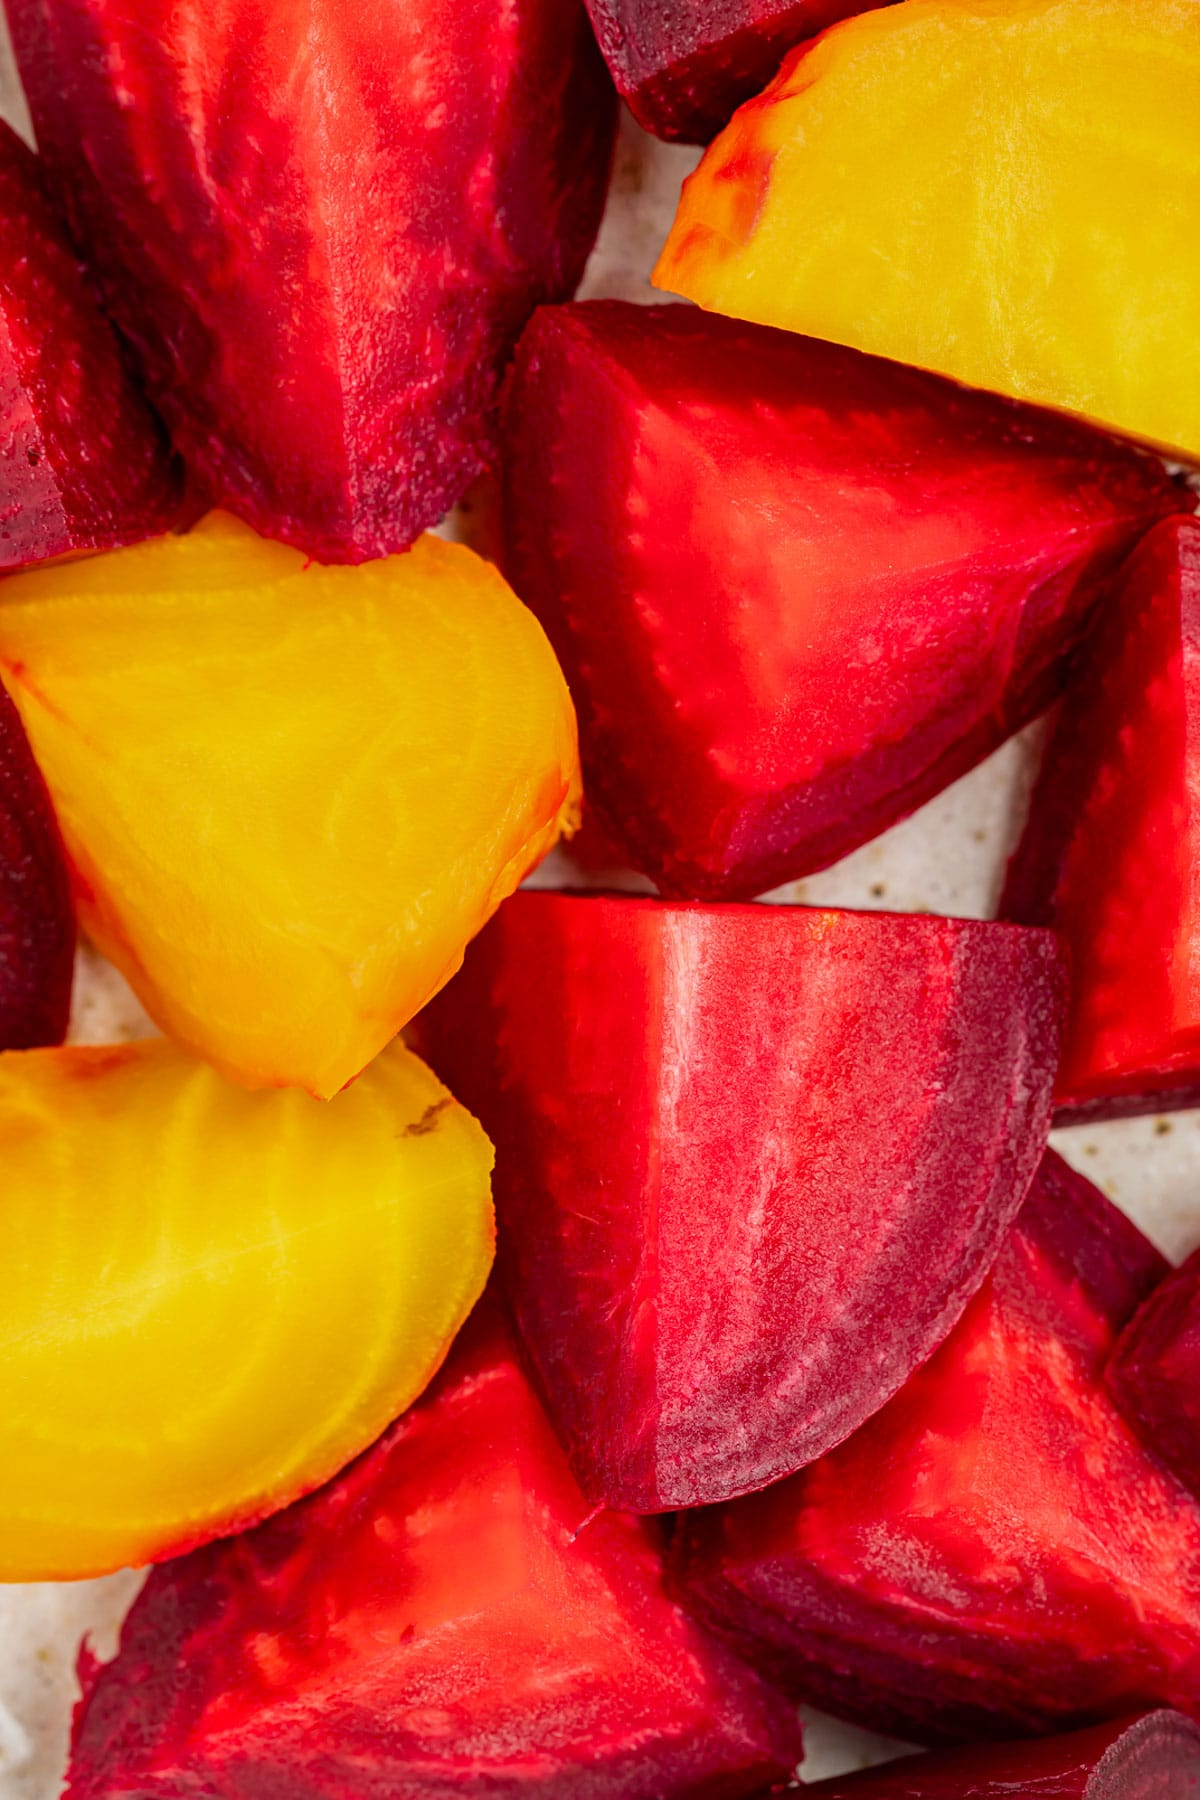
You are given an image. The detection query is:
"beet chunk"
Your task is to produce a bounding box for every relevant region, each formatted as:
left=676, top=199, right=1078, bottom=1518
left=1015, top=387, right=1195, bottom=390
left=1107, top=1246, right=1200, bottom=1501
left=671, top=1152, right=1200, bottom=1741
left=0, top=118, right=179, bottom=569
left=584, top=0, right=892, bottom=143
left=804, top=1711, right=1200, bottom=1796
left=5, top=0, right=616, bottom=563
left=1003, top=518, right=1200, bottom=1121
left=0, top=683, right=73, bottom=1048
left=500, top=303, right=1184, bottom=899
left=414, top=893, right=1064, bottom=1511
left=66, top=1305, right=803, bottom=1800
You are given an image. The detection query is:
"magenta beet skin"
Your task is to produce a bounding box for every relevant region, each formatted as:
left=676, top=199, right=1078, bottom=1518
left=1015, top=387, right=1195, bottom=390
left=500, top=303, right=1184, bottom=900
left=5, top=0, right=616, bottom=563
left=584, top=0, right=890, bottom=142
left=414, top=893, right=1065, bottom=1512
left=0, top=683, right=74, bottom=1048
left=670, top=1151, right=1200, bottom=1741
left=0, top=118, right=179, bottom=569
left=66, top=1305, right=803, bottom=1800
left=803, top=1712, right=1200, bottom=1797
left=1107, top=1246, right=1200, bottom=1502
left=1003, top=519, right=1200, bottom=1122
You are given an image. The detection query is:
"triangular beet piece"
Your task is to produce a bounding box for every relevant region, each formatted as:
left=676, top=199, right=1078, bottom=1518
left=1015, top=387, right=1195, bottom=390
left=670, top=1152, right=1200, bottom=1742
left=66, top=1304, right=803, bottom=1800
left=1107, top=1246, right=1200, bottom=1502
left=804, top=1712, right=1200, bottom=1797
left=1003, top=518, right=1200, bottom=1121
left=500, top=303, right=1185, bottom=900
left=414, top=893, right=1064, bottom=1511
left=0, top=119, right=180, bottom=568
left=6, top=0, right=614, bottom=563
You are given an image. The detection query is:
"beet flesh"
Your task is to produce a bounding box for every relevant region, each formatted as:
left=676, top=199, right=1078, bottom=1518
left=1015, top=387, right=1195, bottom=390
left=415, top=892, right=1064, bottom=1511
left=66, top=1305, right=803, bottom=1800
left=500, top=303, right=1185, bottom=900
left=671, top=1152, right=1200, bottom=1740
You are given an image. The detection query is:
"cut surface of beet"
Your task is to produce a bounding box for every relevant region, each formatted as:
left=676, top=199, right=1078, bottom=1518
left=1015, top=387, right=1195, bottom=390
left=0, top=683, right=73, bottom=1048
left=671, top=1152, right=1200, bottom=1741
left=6, top=0, right=616, bottom=562
left=0, top=118, right=179, bottom=569
left=501, top=303, right=1185, bottom=899
left=415, top=893, right=1064, bottom=1511
left=1003, top=518, right=1200, bottom=1121
left=584, top=0, right=890, bottom=142
left=1107, top=1246, right=1200, bottom=1502
left=66, top=1305, right=803, bottom=1800
left=804, top=1710, right=1200, bottom=1796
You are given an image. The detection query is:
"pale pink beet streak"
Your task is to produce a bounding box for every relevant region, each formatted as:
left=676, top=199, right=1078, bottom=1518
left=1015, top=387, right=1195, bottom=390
left=4, top=0, right=617, bottom=562
left=414, top=892, right=1065, bottom=1511
left=500, top=303, right=1186, bottom=901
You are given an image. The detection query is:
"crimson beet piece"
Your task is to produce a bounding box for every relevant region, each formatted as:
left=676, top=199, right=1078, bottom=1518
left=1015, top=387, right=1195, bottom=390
left=1003, top=518, right=1200, bottom=1122
left=585, top=0, right=890, bottom=142
left=66, top=1304, right=802, bottom=1800
left=0, top=118, right=179, bottom=569
left=5, top=1, right=615, bottom=564
left=414, top=893, right=1064, bottom=1512
left=671, top=1152, right=1200, bottom=1741
left=500, top=303, right=1184, bottom=900
left=0, top=683, right=73, bottom=1048
left=803, top=1712, right=1200, bottom=1797
left=1107, top=1246, right=1200, bottom=1501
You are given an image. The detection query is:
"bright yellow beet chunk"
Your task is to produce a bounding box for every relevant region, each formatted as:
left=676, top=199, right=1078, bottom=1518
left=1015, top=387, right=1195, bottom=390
left=0, top=1035, right=494, bottom=1580
left=0, top=512, right=580, bottom=1096
left=654, top=0, right=1200, bottom=464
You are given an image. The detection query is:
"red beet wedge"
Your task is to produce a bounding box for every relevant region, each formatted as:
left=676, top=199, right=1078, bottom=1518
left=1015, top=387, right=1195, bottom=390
left=0, top=683, right=73, bottom=1048
left=500, top=303, right=1185, bottom=900
left=66, top=1304, right=803, bottom=1800
left=6, top=0, right=616, bottom=564
left=0, top=118, right=179, bottom=569
left=804, top=1712, right=1200, bottom=1798
left=585, top=0, right=889, bottom=142
left=414, top=894, right=1064, bottom=1512
left=1107, top=1246, right=1200, bottom=1502
left=671, top=1152, right=1200, bottom=1741
left=1003, top=518, right=1200, bottom=1121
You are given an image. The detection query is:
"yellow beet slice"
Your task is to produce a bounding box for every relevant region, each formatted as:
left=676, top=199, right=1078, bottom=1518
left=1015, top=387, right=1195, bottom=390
left=654, top=0, right=1200, bottom=464
left=0, top=1035, right=494, bottom=1580
left=0, top=512, right=580, bottom=1096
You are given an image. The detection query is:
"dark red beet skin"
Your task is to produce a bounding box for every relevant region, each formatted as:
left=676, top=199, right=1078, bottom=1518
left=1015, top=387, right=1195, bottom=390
left=5, top=0, right=616, bottom=564
left=414, top=893, right=1065, bottom=1512
left=0, top=118, right=179, bottom=569
left=1107, top=1247, right=1200, bottom=1502
left=1003, top=519, right=1200, bottom=1122
left=0, top=682, right=74, bottom=1048
left=500, top=303, right=1185, bottom=901
left=803, top=1712, right=1200, bottom=1797
left=66, top=1305, right=803, bottom=1800
left=585, top=0, right=891, bottom=142
left=670, top=1152, right=1200, bottom=1742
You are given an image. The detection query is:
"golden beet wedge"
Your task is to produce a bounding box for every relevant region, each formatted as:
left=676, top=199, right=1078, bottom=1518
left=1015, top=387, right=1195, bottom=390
left=654, top=0, right=1200, bottom=465
left=0, top=513, right=580, bottom=1096
left=0, top=1035, right=494, bottom=1581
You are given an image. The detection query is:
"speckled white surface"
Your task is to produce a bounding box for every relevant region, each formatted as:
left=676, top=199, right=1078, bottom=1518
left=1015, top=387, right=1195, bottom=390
left=0, top=55, right=1198, bottom=1800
